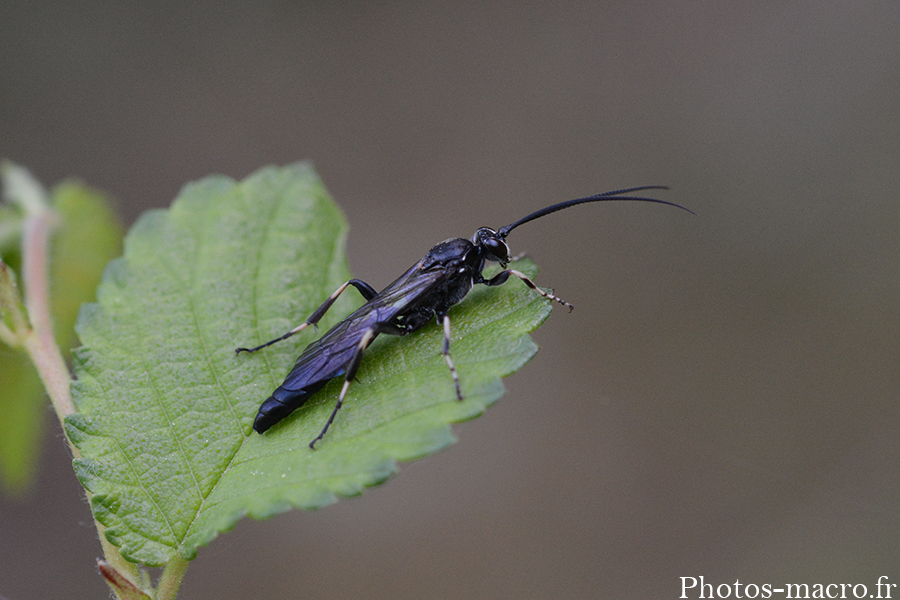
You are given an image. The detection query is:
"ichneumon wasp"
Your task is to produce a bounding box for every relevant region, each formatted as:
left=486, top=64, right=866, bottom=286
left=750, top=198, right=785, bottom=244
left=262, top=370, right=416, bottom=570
left=236, top=186, right=692, bottom=448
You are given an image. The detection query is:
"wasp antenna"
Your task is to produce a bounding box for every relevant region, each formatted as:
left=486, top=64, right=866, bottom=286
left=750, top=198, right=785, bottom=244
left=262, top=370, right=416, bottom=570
left=497, top=186, right=693, bottom=237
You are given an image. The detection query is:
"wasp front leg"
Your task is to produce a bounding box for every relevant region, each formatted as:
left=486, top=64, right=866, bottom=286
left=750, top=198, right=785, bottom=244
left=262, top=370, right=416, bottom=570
left=479, top=269, right=573, bottom=311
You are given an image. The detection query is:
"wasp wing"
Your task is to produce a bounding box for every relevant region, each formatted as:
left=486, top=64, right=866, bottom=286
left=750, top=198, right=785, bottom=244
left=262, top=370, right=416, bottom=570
left=278, top=260, right=448, bottom=392
left=253, top=260, right=451, bottom=434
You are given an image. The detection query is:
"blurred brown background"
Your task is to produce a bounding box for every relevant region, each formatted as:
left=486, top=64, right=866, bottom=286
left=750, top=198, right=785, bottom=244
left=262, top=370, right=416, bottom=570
left=1, top=1, right=898, bottom=598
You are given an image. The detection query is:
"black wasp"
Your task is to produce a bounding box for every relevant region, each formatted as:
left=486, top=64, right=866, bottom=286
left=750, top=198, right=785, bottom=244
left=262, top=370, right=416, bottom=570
left=236, top=186, right=692, bottom=448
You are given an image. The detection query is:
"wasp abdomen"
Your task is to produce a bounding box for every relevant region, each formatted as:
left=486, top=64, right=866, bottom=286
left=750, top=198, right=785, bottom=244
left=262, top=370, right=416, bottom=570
left=252, top=379, right=329, bottom=434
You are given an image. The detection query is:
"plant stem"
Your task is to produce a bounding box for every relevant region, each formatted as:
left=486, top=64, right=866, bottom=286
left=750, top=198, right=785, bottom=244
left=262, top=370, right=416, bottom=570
left=20, top=213, right=77, bottom=426
left=157, top=555, right=189, bottom=600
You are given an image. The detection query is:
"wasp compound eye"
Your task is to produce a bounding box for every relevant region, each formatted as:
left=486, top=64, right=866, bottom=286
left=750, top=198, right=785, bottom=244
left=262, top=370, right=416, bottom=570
left=483, top=237, right=509, bottom=263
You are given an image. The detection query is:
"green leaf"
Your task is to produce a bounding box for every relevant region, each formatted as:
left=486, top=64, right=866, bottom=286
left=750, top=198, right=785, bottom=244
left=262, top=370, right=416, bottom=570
left=67, top=163, right=552, bottom=566
left=0, top=355, right=48, bottom=492
left=50, top=182, right=126, bottom=355
left=0, top=179, right=122, bottom=493
left=0, top=204, right=23, bottom=254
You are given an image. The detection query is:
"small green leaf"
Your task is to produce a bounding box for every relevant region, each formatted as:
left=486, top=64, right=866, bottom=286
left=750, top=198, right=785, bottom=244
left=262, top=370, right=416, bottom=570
left=0, top=177, right=122, bottom=493
left=50, top=182, right=126, bottom=355
left=67, top=163, right=552, bottom=565
left=0, top=205, right=23, bottom=254
left=0, top=356, right=48, bottom=491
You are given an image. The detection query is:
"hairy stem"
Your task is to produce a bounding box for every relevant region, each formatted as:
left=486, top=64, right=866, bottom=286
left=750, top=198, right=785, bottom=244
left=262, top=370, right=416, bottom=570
left=157, top=555, right=189, bottom=600
left=21, top=211, right=77, bottom=426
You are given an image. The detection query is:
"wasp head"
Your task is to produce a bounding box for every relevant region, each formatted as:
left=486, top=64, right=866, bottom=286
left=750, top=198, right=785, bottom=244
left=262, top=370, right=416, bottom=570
left=472, top=227, right=510, bottom=266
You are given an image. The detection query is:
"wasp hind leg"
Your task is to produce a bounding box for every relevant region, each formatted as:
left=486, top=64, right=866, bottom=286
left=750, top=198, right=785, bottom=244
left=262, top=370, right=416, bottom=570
left=236, top=279, right=378, bottom=354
